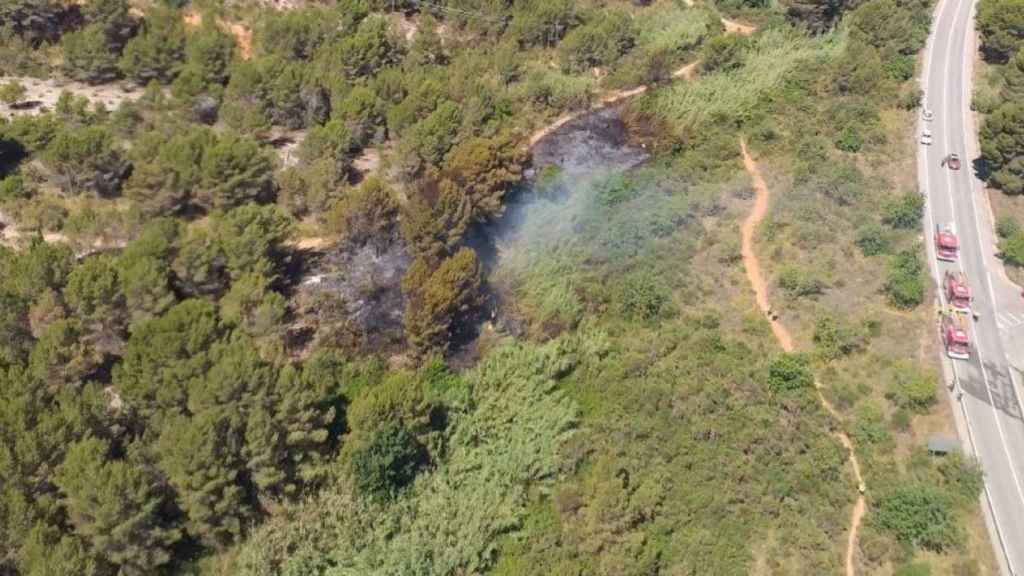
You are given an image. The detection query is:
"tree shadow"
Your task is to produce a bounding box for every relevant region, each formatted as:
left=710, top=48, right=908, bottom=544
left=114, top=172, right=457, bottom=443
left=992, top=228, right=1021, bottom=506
left=971, top=155, right=991, bottom=182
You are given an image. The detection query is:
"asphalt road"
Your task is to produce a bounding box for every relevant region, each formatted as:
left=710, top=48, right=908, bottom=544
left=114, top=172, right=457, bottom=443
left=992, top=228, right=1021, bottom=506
left=919, top=0, right=1024, bottom=572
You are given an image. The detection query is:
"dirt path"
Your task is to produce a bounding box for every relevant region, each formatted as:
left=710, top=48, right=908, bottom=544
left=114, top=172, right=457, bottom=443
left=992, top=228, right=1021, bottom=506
left=739, top=139, right=866, bottom=576
left=722, top=17, right=756, bottom=36
left=526, top=11, right=751, bottom=148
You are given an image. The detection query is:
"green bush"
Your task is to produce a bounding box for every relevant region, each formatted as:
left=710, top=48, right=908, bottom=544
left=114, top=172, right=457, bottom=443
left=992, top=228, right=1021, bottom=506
left=617, top=272, right=670, bottom=321
left=885, top=249, right=925, bottom=309
left=851, top=402, right=891, bottom=445
left=996, top=215, right=1021, bottom=238
left=886, top=365, right=937, bottom=412
left=767, top=353, right=814, bottom=393
left=1000, top=230, right=1024, bottom=266
left=835, top=126, right=863, bottom=152
left=937, top=453, right=984, bottom=503
left=0, top=173, right=31, bottom=202
left=778, top=266, right=827, bottom=298
left=874, top=483, right=961, bottom=551
left=813, top=315, right=867, bottom=360
left=701, top=34, right=747, bottom=73
left=351, top=422, right=429, bottom=499
left=558, top=9, right=635, bottom=72
left=855, top=223, right=891, bottom=256
left=882, top=192, right=925, bottom=229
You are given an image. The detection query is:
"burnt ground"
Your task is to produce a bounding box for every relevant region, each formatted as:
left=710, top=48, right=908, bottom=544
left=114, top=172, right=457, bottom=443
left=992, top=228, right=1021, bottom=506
left=291, top=106, right=648, bottom=360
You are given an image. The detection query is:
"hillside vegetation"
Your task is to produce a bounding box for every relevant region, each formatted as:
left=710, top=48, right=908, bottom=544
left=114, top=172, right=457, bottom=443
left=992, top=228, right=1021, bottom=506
left=0, top=0, right=994, bottom=575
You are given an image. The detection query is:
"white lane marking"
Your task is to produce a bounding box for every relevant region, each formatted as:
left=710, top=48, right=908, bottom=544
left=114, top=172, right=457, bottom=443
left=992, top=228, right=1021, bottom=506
left=923, top=0, right=1024, bottom=571
left=920, top=3, right=1021, bottom=574
left=996, top=312, right=1023, bottom=330
left=949, top=0, right=1024, bottom=564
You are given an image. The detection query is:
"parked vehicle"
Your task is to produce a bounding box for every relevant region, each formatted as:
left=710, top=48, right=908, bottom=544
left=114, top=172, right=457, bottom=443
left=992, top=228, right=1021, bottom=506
left=935, top=223, right=959, bottom=262
left=940, top=309, right=970, bottom=360
left=944, top=270, right=972, bottom=312
left=921, top=129, right=933, bottom=145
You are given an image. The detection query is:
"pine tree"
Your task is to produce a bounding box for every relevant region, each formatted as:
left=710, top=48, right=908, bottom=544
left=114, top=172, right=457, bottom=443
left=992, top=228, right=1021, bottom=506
left=196, top=133, right=274, bottom=210
left=404, top=247, right=483, bottom=354
left=28, top=319, right=101, bottom=392
left=62, top=25, right=122, bottom=83
left=115, top=220, right=179, bottom=326
left=42, top=126, right=128, bottom=196
left=114, top=299, right=221, bottom=420
left=157, top=412, right=252, bottom=549
left=399, top=182, right=471, bottom=260
left=441, top=133, right=526, bottom=223
left=55, top=438, right=180, bottom=574
left=118, top=6, right=186, bottom=84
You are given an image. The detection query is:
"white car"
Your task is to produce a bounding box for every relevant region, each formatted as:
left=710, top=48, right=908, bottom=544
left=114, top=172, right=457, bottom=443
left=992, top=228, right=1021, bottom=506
left=920, top=129, right=933, bottom=145
left=922, top=108, right=934, bottom=121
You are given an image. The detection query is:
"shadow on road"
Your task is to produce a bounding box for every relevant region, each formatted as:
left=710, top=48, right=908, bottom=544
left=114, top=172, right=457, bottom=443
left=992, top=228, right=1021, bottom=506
left=958, top=356, right=1024, bottom=420
left=971, top=155, right=991, bottom=182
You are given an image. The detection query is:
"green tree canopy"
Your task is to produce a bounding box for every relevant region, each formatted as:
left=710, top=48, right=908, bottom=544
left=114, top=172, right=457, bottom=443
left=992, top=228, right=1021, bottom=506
left=126, top=127, right=216, bottom=215
left=197, top=133, right=274, bottom=210
left=62, top=25, right=122, bottom=84
left=42, top=126, right=127, bottom=196
left=441, top=132, right=526, bottom=223
left=156, top=411, right=252, bottom=549
left=114, top=299, right=222, bottom=420
left=55, top=438, right=180, bottom=574
left=403, top=247, right=483, bottom=354
left=977, top=0, right=1024, bottom=62
left=980, top=100, right=1024, bottom=194
left=119, top=6, right=186, bottom=84
left=324, top=176, right=398, bottom=247
left=351, top=421, right=427, bottom=499
left=115, top=219, right=179, bottom=326
left=558, top=9, right=636, bottom=72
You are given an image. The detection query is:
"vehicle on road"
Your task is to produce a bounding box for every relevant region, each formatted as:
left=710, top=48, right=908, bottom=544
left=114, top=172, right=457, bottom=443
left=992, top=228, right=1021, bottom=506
left=940, top=309, right=971, bottom=360
left=922, top=108, right=934, bottom=121
left=935, top=224, right=960, bottom=261
left=941, top=153, right=961, bottom=170
left=921, top=129, right=933, bottom=145
left=944, top=270, right=972, bottom=312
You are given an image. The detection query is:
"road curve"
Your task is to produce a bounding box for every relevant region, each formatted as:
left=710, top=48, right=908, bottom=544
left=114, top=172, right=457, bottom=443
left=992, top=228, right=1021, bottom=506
left=919, top=0, right=1024, bottom=572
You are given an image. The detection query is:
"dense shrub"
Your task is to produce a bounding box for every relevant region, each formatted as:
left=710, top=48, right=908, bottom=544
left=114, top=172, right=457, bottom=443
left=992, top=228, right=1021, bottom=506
left=886, top=365, right=938, bottom=412
left=855, top=223, right=892, bottom=256
left=882, top=192, right=925, bottom=229
left=980, top=101, right=1024, bottom=194
left=558, top=9, right=636, bottom=72
left=351, top=422, right=428, bottom=499
left=977, top=0, right=1024, bottom=62
left=813, top=315, right=867, bottom=359
left=778, top=266, right=827, bottom=297
left=617, top=272, right=670, bottom=320
left=767, top=353, right=814, bottom=393
left=999, top=229, right=1024, bottom=266
left=885, top=249, right=925, bottom=309
left=874, top=484, right=961, bottom=551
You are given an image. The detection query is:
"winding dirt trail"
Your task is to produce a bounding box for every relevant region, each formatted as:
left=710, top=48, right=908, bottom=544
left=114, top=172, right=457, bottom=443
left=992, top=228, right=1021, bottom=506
left=526, top=11, right=748, bottom=148
left=526, top=61, right=701, bottom=148
left=739, top=139, right=866, bottom=576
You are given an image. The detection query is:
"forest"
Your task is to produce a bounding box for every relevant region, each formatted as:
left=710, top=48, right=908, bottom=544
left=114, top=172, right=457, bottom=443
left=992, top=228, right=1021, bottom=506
left=0, top=0, right=995, bottom=574
left=975, top=0, right=1024, bottom=271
